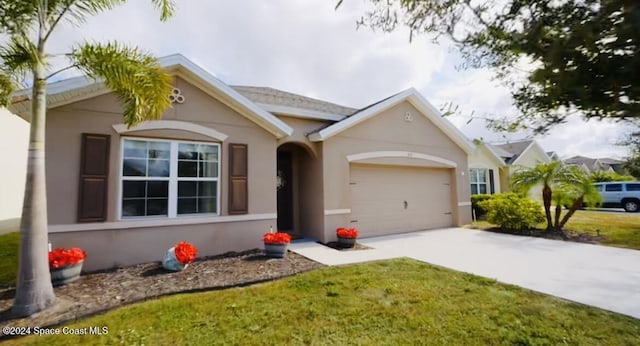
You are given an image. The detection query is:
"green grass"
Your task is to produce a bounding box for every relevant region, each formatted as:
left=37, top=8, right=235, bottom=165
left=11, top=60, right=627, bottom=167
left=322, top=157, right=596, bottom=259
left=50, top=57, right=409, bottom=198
left=0, top=232, right=19, bottom=287
left=470, top=209, right=640, bottom=250
left=7, top=259, right=640, bottom=345
left=563, top=210, right=640, bottom=250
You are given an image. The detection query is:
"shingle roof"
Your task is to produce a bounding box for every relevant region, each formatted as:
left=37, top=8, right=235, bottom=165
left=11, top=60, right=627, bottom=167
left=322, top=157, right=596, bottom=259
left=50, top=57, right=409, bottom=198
left=492, top=140, right=535, bottom=164
left=565, top=156, right=598, bottom=167
left=231, top=86, right=358, bottom=117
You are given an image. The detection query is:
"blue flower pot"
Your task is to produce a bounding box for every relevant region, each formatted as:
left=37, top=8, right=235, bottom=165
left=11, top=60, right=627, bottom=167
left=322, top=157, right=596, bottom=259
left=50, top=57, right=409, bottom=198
left=50, top=260, right=83, bottom=285
left=264, top=243, right=288, bottom=258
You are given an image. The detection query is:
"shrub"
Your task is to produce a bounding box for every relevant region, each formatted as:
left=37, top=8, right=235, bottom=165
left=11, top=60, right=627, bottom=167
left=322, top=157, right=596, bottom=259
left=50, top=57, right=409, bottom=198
left=590, top=171, right=635, bottom=183
left=471, top=194, right=494, bottom=220
left=478, top=193, right=544, bottom=232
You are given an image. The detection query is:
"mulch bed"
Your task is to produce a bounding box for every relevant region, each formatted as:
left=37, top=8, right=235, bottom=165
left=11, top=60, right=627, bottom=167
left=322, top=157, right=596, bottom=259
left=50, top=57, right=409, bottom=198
left=0, top=249, right=323, bottom=334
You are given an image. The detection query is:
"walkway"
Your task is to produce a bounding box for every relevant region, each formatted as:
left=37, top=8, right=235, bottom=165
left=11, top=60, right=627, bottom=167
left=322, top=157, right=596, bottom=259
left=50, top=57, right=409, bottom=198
left=289, top=228, right=640, bottom=319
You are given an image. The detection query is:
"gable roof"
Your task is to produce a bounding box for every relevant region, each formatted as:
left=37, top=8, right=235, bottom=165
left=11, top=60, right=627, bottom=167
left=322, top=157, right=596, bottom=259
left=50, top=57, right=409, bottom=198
left=232, top=86, right=357, bottom=121
left=493, top=140, right=534, bottom=164
left=491, top=139, right=551, bottom=166
left=9, top=54, right=293, bottom=139
left=307, top=88, right=475, bottom=154
left=475, top=142, right=507, bottom=167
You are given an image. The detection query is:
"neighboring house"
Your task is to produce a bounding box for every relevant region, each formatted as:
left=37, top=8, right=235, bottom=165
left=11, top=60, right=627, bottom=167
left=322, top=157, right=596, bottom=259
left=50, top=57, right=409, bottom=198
left=8, top=54, right=474, bottom=271
left=564, top=156, right=624, bottom=174
left=0, top=107, right=29, bottom=223
left=468, top=141, right=505, bottom=195
left=468, top=139, right=552, bottom=195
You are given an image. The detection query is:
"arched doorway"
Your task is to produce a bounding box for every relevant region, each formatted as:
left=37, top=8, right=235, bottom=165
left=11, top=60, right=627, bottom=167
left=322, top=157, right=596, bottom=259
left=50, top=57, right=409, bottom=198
left=276, top=142, right=318, bottom=235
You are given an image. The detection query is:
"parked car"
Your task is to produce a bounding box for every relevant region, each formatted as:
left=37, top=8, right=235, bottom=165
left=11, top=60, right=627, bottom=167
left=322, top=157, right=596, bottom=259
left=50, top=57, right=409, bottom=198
left=593, top=182, right=640, bottom=212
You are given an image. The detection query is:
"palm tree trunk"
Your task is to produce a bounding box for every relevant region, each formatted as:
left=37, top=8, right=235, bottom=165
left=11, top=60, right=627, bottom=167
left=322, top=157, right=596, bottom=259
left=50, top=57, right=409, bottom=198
left=12, top=60, right=56, bottom=317
left=558, top=196, right=584, bottom=230
left=553, top=201, right=562, bottom=230
left=542, top=185, right=553, bottom=231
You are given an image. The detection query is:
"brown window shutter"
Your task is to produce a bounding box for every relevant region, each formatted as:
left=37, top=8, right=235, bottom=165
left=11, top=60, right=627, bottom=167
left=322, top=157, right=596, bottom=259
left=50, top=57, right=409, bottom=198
left=78, top=133, right=110, bottom=222
left=228, top=143, right=248, bottom=214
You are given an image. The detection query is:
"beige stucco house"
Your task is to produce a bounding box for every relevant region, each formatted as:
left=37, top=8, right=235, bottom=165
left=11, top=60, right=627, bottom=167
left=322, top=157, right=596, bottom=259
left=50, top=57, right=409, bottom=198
left=0, top=107, right=29, bottom=225
left=468, top=139, right=552, bottom=195
left=9, top=55, right=474, bottom=271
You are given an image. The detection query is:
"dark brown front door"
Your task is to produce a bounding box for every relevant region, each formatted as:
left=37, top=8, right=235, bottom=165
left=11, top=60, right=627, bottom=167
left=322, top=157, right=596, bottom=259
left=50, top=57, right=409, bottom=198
left=277, top=151, right=293, bottom=231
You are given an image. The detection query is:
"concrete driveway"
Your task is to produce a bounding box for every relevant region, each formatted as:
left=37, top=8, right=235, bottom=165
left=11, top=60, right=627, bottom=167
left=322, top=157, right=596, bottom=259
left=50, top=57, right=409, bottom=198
left=289, top=228, right=640, bottom=319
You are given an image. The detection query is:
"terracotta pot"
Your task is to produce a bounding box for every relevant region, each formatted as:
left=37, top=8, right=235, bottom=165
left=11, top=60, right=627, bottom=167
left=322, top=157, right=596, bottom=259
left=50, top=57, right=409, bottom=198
left=264, top=242, right=288, bottom=258
left=50, top=260, right=83, bottom=285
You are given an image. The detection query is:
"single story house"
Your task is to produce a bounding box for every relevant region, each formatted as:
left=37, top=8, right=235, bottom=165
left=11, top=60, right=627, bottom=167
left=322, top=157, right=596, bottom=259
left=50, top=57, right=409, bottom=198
left=9, top=54, right=474, bottom=271
left=564, top=156, right=625, bottom=174
left=0, top=107, right=29, bottom=224
left=468, top=139, right=551, bottom=195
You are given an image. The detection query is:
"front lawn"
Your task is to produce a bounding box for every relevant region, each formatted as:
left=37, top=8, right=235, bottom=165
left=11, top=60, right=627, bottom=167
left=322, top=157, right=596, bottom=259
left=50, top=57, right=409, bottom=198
left=472, top=209, right=640, bottom=250
left=7, top=259, right=639, bottom=345
left=563, top=210, right=640, bottom=250
left=0, top=232, right=19, bottom=287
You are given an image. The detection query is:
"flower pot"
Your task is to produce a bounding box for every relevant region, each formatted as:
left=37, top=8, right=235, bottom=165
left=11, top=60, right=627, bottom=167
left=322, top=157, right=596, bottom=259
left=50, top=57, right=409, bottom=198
left=264, top=242, right=288, bottom=258
left=50, top=260, right=83, bottom=285
left=163, top=247, right=188, bottom=271
left=337, top=236, right=357, bottom=248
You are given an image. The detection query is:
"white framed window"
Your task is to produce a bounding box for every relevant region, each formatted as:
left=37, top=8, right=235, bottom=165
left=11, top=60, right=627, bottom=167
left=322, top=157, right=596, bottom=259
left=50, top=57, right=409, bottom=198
left=120, top=138, right=220, bottom=219
left=469, top=168, right=488, bottom=195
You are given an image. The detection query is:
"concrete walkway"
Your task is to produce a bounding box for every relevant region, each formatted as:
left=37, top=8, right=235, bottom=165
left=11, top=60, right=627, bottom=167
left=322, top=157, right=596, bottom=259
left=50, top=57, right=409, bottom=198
left=289, top=228, right=640, bottom=319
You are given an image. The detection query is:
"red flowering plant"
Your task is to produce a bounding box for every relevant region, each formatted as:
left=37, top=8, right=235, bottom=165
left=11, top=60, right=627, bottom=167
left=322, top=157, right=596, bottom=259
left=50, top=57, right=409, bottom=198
left=336, top=227, right=359, bottom=239
left=48, top=247, right=87, bottom=269
left=263, top=232, right=291, bottom=245
left=174, top=241, right=198, bottom=265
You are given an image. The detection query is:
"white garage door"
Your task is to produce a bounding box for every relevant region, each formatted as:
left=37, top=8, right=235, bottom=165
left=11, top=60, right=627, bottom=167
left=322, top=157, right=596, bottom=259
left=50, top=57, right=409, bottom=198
left=349, top=164, right=453, bottom=237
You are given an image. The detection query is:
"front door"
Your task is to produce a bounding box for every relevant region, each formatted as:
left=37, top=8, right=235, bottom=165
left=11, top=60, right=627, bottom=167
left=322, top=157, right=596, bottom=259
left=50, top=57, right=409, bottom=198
left=277, top=151, right=293, bottom=231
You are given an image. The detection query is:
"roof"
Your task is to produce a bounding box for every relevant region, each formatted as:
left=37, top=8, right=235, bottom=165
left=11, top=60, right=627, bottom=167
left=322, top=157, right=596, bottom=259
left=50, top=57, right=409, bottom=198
left=486, top=143, right=514, bottom=160
left=565, top=156, right=598, bottom=166
left=231, top=86, right=357, bottom=121
left=307, top=88, right=475, bottom=154
left=493, top=140, right=534, bottom=164
left=9, top=54, right=293, bottom=139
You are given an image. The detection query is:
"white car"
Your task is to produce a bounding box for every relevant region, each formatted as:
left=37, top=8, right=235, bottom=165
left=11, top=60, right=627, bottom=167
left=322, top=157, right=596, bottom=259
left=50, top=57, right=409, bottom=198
left=593, top=182, right=640, bottom=212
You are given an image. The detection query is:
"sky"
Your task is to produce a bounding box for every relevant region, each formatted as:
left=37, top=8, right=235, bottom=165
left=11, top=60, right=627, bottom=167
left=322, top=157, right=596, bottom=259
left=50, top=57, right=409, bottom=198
left=42, top=0, right=636, bottom=159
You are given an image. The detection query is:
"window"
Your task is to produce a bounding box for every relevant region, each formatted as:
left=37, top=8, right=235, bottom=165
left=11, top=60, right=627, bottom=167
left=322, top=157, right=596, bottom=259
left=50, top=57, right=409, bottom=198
left=605, top=184, right=622, bottom=192
left=121, top=138, right=219, bottom=218
left=626, top=183, right=640, bottom=191
left=469, top=169, right=487, bottom=195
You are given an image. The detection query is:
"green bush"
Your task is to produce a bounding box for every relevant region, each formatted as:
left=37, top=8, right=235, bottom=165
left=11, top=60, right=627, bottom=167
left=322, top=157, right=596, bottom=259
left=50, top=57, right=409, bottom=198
left=478, top=193, right=544, bottom=232
left=471, top=194, right=494, bottom=220
left=590, top=171, right=635, bottom=182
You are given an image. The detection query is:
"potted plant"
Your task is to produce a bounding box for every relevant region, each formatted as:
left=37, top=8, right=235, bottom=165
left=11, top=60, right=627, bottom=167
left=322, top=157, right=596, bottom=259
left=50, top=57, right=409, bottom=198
left=49, top=247, right=87, bottom=285
left=163, top=241, right=198, bottom=271
left=336, top=227, right=359, bottom=248
left=263, top=230, right=291, bottom=258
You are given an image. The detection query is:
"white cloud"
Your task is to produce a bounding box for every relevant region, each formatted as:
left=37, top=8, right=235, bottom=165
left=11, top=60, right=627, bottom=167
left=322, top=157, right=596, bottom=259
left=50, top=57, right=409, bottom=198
left=37, top=0, right=633, bottom=159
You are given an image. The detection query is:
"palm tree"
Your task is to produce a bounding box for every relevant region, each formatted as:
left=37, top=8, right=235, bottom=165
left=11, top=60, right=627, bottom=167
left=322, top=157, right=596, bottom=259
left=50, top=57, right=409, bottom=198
left=557, top=172, right=602, bottom=229
left=511, top=162, right=580, bottom=232
left=0, top=0, right=176, bottom=317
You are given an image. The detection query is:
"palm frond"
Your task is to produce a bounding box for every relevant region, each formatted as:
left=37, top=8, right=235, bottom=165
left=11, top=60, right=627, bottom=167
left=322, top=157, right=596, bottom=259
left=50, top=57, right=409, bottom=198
left=70, top=42, right=173, bottom=127
left=0, top=72, right=15, bottom=107
left=149, top=0, right=176, bottom=21
left=0, top=36, right=38, bottom=74
left=0, top=36, right=37, bottom=106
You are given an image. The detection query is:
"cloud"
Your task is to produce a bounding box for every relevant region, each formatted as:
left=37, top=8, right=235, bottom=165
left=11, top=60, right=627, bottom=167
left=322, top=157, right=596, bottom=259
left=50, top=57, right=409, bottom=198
left=37, top=0, right=633, bottom=159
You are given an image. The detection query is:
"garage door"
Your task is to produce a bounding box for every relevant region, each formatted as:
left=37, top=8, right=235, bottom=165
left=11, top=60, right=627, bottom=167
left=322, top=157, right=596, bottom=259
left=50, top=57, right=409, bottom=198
left=349, top=164, right=453, bottom=237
